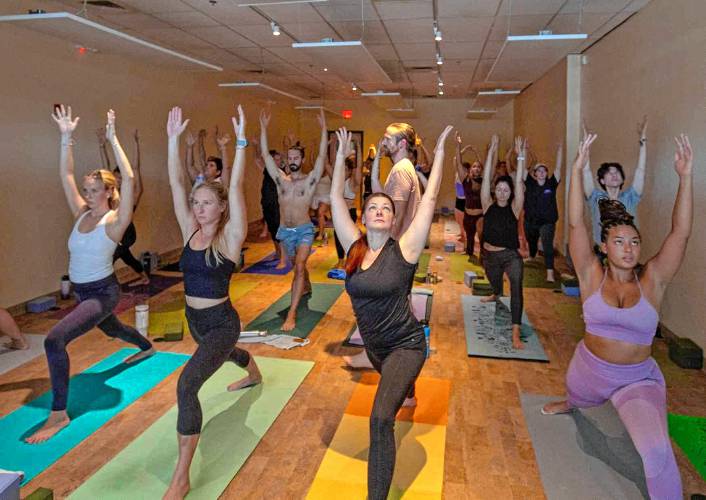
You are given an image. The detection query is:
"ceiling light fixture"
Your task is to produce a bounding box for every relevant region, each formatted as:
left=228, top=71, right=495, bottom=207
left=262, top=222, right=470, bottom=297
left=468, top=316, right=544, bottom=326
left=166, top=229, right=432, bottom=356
left=270, top=21, right=280, bottom=36
left=292, top=40, right=361, bottom=48
left=323, top=67, right=328, bottom=71
left=238, top=0, right=326, bottom=6
left=436, top=53, right=443, bottom=65
left=351, top=83, right=357, bottom=91
left=478, top=89, right=521, bottom=95
left=360, top=91, right=401, bottom=97
left=433, top=21, right=442, bottom=42
left=438, top=89, right=444, bottom=96
left=507, top=31, right=587, bottom=42
left=437, top=77, right=444, bottom=87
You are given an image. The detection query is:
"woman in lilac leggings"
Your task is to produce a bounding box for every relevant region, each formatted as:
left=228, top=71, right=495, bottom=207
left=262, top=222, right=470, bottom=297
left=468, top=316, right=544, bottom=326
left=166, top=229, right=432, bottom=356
left=542, top=132, right=693, bottom=499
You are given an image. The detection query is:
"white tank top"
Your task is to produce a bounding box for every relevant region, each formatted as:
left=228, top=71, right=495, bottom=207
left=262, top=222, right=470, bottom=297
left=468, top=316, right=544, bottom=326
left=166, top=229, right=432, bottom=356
left=344, top=178, right=356, bottom=208
left=68, top=210, right=117, bottom=283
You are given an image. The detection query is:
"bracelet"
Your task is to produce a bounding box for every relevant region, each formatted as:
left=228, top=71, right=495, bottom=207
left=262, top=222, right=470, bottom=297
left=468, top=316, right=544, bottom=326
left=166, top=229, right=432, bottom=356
left=236, top=138, right=248, bottom=148
left=639, top=139, right=646, bottom=145
left=516, top=156, right=525, bottom=161
left=61, top=138, right=75, bottom=147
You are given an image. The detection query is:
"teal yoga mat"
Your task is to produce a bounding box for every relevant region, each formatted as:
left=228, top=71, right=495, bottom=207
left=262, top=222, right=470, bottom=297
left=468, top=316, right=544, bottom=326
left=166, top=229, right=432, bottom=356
left=461, top=294, right=548, bottom=362
left=246, top=283, right=343, bottom=338
left=70, top=357, right=314, bottom=500
left=0, top=349, right=189, bottom=485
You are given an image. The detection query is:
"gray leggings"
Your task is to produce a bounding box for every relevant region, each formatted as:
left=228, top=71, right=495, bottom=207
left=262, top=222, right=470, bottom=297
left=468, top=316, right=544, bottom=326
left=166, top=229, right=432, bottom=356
left=365, top=336, right=426, bottom=500
left=177, top=300, right=250, bottom=435
left=483, top=248, right=524, bottom=325
left=45, top=274, right=152, bottom=411
left=524, top=221, right=556, bottom=270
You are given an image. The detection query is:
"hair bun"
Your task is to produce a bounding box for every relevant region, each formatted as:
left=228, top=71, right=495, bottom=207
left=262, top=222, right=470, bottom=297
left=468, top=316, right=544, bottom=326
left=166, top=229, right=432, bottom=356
left=598, top=198, right=633, bottom=226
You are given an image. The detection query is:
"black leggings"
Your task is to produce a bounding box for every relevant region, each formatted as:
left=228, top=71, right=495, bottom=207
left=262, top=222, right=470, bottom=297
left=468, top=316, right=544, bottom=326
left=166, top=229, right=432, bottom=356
left=365, top=337, right=426, bottom=500
left=463, top=213, right=483, bottom=257
left=524, top=221, right=556, bottom=269
left=112, top=223, right=144, bottom=274
left=334, top=207, right=358, bottom=259
left=262, top=201, right=281, bottom=244
left=483, top=248, right=524, bottom=325
left=177, top=300, right=251, bottom=435
left=45, top=274, right=152, bottom=411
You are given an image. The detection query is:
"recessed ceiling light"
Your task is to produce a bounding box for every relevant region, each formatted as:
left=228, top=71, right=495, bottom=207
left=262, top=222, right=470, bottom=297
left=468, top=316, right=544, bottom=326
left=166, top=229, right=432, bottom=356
left=436, top=53, right=443, bottom=65
left=438, top=89, right=444, bottom=96
left=323, top=67, right=328, bottom=72
left=351, top=83, right=357, bottom=91
left=478, top=89, right=521, bottom=95
left=270, top=21, right=280, bottom=36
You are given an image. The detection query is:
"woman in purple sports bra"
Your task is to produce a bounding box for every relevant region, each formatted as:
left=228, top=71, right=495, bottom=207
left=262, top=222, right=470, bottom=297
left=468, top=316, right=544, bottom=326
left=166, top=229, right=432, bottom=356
left=542, top=132, right=693, bottom=500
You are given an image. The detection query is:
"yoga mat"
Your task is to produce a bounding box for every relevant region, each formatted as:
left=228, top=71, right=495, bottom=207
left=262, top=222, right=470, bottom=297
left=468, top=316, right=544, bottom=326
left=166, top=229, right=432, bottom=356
left=520, top=393, right=648, bottom=500
left=241, top=250, right=319, bottom=276
left=307, top=374, right=450, bottom=499
left=70, top=356, right=314, bottom=500
left=553, top=302, right=585, bottom=337
left=0, top=349, right=189, bottom=485
left=523, top=260, right=560, bottom=289
left=462, top=295, right=548, bottom=362
left=309, top=252, right=342, bottom=283
left=449, top=253, right=484, bottom=283
left=417, top=252, right=431, bottom=275
left=246, top=283, right=343, bottom=338
left=443, top=218, right=461, bottom=236
left=0, top=334, right=46, bottom=376
left=49, top=274, right=183, bottom=320
left=668, top=413, right=706, bottom=480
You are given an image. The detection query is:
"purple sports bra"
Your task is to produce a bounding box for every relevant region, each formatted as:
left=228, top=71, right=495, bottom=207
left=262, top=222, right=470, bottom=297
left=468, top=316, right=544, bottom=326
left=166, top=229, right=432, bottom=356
left=582, top=270, right=659, bottom=346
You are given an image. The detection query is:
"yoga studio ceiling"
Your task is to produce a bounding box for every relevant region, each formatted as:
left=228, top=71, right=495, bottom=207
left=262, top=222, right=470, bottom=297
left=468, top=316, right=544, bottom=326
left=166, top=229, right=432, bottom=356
left=1, top=0, right=651, bottom=103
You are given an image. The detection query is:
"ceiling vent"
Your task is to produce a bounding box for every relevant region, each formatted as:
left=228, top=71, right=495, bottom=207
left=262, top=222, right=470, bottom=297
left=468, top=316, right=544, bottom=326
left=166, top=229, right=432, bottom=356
left=86, top=1, right=126, bottom=9
left=406, top=66, right=435, bottom=73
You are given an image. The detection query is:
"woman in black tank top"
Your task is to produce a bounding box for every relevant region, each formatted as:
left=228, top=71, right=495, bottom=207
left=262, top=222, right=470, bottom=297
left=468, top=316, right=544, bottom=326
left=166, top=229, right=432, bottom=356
left=480, top=135, right=527, bottom=350
left=330, top=125, right=453, bottom=500
left=164, top=105, right=261, bottom=500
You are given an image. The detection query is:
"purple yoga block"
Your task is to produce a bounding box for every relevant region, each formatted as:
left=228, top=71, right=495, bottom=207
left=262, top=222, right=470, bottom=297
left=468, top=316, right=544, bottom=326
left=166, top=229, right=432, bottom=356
left=561, top=284, right=580, bottom=297
left=444, top=242, right=455, bottom=252
left=27, top=295, right=57, bottom=313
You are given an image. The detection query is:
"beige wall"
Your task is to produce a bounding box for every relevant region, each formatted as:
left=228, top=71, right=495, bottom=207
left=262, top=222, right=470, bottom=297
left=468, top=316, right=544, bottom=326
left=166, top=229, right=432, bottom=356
left=514, top=0, right=706, bottom=348
left=0, top=23, right=307, bottom=307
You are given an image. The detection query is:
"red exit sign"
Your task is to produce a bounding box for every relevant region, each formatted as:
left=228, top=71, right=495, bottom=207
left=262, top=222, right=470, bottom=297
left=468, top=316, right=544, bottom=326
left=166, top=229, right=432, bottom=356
left=342, top=109, right=352, bottom=119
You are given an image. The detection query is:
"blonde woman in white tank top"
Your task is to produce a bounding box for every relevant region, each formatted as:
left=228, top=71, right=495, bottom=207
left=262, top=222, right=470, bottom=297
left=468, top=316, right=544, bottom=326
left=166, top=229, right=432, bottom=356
left=26, top=107, right=154, bottom=444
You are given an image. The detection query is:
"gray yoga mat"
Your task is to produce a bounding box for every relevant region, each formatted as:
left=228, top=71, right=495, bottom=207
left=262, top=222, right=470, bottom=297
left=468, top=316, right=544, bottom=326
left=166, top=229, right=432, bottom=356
left=0, top=334, right=46, bottom=376
left=461, top=295, right=548, bottom=362
left=521, top=393, right=648, bottom=500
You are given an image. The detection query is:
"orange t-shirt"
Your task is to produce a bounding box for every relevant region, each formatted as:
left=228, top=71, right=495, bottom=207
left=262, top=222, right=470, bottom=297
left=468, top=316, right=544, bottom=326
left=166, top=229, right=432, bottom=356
left=384, top=158, right=421, bottom=238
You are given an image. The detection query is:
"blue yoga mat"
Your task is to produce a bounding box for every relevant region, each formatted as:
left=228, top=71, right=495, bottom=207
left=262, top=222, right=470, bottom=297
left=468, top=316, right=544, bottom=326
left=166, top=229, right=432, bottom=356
left=461, top=295, right=548, bottom=362
left=0, top=348, right=189, bottom=485
left=241, top=252, right=293, bottom=276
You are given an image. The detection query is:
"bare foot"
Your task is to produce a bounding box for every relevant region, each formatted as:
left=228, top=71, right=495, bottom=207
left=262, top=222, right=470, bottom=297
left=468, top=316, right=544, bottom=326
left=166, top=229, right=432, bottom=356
left=336, top=259, right=345, bottom=269
left=541, top=400, right=572, bottom=415
left=7, top=337, right=29, bottom=350
left=512, top=326, right=524, bottom=350
left=275, top=260, right=288, bottom=270
left=281, top=316, right=296, bottom=332
left=227, top=357, right=262, bottom=391
left=546, top=270, right=555, bottom=283
left=124, top=347, right=155, bottom=364
left=162, top=477, right=190, bottom=500
left=25, top=411, right=70, bottom=444
left=128, top=275, right=150, bottom=287
left=402, top=396, right=417, bottom=408
left=343, top=351, right=374, bottom=369
left=480, top=294, right=497, bottom=303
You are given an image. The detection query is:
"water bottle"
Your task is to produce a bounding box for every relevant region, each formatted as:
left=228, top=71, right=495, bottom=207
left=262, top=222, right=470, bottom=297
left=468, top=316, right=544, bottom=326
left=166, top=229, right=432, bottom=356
left=135, top=304, right=149, bottom=337
left=423, top=325, right=431, bottom=358
left=60, top=275, right=71, bottom=300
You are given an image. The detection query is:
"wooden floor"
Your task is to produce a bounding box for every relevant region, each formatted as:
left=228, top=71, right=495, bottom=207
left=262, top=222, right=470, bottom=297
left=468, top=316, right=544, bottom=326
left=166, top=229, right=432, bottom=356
left=3, top=220, right=705, bottom=499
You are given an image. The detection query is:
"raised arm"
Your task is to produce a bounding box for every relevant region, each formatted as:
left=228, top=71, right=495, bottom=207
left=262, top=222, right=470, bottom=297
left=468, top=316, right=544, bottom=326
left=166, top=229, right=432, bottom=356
left=553, top=142, right=563, bottom=183
left=96, top=127, right=111, bottom=170
left=454, top=131, right=467, bottom=182
left=419, top=138, right=433, bottom=168
left=53, top=105, right=86, bottom=218
left=216, top=126, right=231, bottom=188
left=371, top=138, right=384, bottom=193
left=259, top=110, right=285, bottom=185
left=224, top=106, right=248, bottom=261
left=630, top=116, right=647, bottom=195
left=166, top=107, right=197, bottom=241
left=133, top=129, right=143, bottom=208
left=307, top=109, right=328, bottom=189
left=400, top=126, right=453, bottom=263
left=568, top=133, right=601, bottom=283
left=480, top=134, right=498, bottom=211
left=330, top=128, right=361, bottom=253
left=581, top=121, right=595, bottom=198
left=184, top=131, right=199, bottom=183
left=646, top=135, right=693, bottom=286
left=197, top=129, right=207, bottom=170
left=104, top=110, right=135, bottom=242
left=352, top=139, right=363, bottom=190
left=511, top=137, right=526, bottom=217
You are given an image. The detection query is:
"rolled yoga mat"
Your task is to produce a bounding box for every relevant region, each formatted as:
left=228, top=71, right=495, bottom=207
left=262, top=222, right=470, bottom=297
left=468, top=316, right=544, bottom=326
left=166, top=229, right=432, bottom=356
left=448, top=253, right=484, bottom=283
left=246, top=283, right=343, bottom=338
left=461, top=295, right=548, bottom=362
left=668, top=413, right=706, bottom=481
left=70, top=356, right=314, bottom=500
left=520, top=393, right=648, bottom=500
left=307, top=373, right=450, bottom=499
left=0, top=348, right=189, bottom=485
left=0, top=334, right=46, bottom=376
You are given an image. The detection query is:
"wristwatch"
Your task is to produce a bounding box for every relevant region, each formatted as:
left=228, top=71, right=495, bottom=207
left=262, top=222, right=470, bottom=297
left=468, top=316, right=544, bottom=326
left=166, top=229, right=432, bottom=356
left=236, top=138, right=248, bottom=148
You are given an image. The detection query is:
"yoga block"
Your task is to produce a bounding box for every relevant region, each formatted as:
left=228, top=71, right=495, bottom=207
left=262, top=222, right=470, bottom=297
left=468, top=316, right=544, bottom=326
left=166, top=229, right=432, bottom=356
left=668, top=337, right=703, bottom=369
left=26, top=295, right=57, bottom=313
left=0, top=471, right=21, bottom=500
left=561, top=283, right=580, bottom=297
left=444, top=242, right=456, bottom=252
left=464, top=271, right=478, bottom=288
left=441, top=206, right=450, bottom=216
left=162, top=325, right=184, bottom=342
left=414, top=272, right=427, bottom=283
left=24, top=488, right=53, bottom=500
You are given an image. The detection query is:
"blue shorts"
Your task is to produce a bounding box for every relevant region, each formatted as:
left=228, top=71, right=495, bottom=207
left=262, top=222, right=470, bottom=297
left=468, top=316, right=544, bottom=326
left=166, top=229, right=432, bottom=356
left=276, top=222, right=315, bottom=258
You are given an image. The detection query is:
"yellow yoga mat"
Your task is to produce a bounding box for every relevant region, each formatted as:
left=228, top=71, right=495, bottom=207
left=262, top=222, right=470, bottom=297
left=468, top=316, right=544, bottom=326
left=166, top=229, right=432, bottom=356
left=148, top=278, right=259, bottom=337
left=307, top=374, right=450, bottom=499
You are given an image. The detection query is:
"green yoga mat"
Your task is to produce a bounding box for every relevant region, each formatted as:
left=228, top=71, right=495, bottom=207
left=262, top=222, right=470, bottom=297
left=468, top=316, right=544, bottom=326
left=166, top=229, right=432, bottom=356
left=246, top=283, right=343, bottom=337
left=70, top=357, right=314, bottom=500
left=522, top=260, right=560, bottom=289
left=449, top=253, right=483, bottom=283
left=0, top=349, right=189, bottom=485
left=553, top=302, right=585, bottom=338
left=668, top=412, right=706, bottom=480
